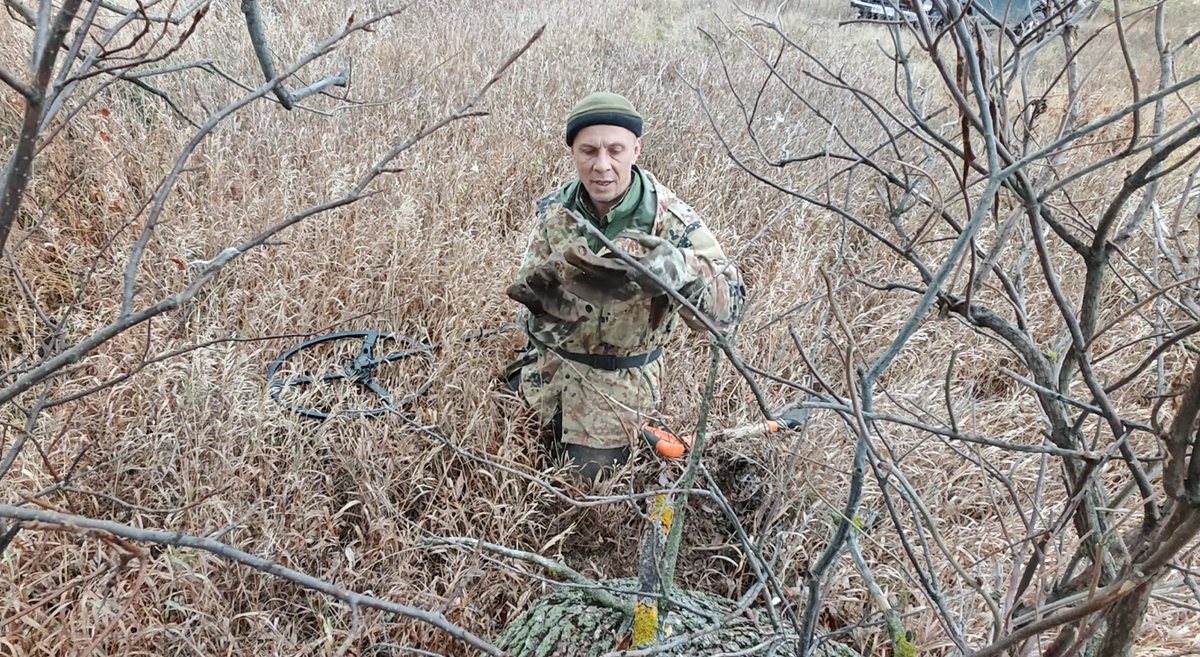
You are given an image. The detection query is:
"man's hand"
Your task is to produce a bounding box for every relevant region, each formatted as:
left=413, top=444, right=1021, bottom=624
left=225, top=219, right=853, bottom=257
left=506, top=251, right=594, bottom=323
left=508, top=232, right=703, bottom=329
left=559, top=242, right=645, bottom=304
left=616, top=231, right=699, bottom=296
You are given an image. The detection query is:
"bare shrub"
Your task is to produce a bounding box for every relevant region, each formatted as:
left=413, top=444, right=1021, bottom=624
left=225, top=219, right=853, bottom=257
left=689, top=0, right=1200, bottom=654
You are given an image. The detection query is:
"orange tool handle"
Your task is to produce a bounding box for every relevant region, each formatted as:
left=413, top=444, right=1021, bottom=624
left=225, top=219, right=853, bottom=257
left=641, top=425, right=694, bottom=458
left=644, top=419, right=783, bottom=459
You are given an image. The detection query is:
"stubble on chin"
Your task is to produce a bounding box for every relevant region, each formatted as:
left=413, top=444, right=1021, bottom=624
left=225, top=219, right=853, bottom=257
left=586, top=183, right=620, bottom=205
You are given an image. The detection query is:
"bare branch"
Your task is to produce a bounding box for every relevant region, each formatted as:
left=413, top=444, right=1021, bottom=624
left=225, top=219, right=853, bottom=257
left=864, top=176, right=1002, bottom=385
left=288, top=69, right=348, bottom=102
left=848, top=528, right=914, bottom=656
left=97, top=0, right=208, bottom=23
left=866, top=407, right=1102, bottom=460
left=1104, top=321, right=1200, bottom=393
left=425, top=537, right=632, bottom=615
left=865, top=451, right=968, bottom=650
left=121, top=76, right=200, bottom=126
left=239, top=0, right=294, bottom=109
left=1089, top=275, right=1200, bottom=348
left=0, top=505, right=506, bottom=655
left=123, top=58, right=213, bottom=78
left=972, top=509, right=1200, bottom=657
left=1165, top=358, right=1200, bottom=501
left=1111, top=0, right=1142, bottom=152
left=0, top=64, right=31, bottom=98
left=3, top=0, right=35, bottom=25
left=0, top=386, right=47, bottom=482
left=1007, top=71, right=1200, bottom=179
left=883, top=459, right=1006, bottom=640
left=0, top=0, right=86, bottom=257
left=237, top=0, right=353, bottom=109
left=660, top=342, right=721, bottom=589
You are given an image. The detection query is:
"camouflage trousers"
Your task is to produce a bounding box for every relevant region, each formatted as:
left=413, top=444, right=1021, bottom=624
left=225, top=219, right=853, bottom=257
left=519, top=351, right=662, bottom=450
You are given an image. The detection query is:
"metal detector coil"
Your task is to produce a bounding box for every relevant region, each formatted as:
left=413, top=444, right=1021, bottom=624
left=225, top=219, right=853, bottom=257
left=266, top=330, right=435, bottom=419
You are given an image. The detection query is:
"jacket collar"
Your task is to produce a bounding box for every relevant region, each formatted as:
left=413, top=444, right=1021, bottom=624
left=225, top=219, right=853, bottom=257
left=558, top=165, right=657, bottom=252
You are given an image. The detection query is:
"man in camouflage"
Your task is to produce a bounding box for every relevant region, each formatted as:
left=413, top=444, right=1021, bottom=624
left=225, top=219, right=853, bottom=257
left=506, top=92, right=744, bottom=480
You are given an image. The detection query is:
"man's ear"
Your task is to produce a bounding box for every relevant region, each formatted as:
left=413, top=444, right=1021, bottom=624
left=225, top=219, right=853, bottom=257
left=632, top=137, right=642, bottom=162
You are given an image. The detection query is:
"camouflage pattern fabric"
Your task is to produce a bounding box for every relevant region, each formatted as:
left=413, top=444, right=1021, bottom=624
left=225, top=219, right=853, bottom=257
left=513, top=169, right=745, bottom=450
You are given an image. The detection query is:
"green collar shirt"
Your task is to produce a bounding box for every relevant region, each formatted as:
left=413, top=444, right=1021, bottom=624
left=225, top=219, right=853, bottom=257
left=556, top=165, right=658, bottom=252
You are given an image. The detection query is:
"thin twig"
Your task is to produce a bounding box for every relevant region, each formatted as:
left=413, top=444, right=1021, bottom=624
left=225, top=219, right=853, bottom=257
left=424, top=536, right=632, bottom=615
left=0, top=64, right=31, bottom=97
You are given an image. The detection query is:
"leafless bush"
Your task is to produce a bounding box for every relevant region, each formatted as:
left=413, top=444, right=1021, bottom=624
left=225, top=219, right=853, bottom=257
left=691, top=0, right=1200, bottom=653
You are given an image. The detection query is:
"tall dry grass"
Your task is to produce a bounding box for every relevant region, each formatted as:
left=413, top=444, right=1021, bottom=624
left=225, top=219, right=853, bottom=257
left=1, top=0, right=1199, bottom=654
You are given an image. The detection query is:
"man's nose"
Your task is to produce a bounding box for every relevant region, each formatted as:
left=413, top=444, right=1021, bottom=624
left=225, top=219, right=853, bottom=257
left=594, top=151, right=613, bottom=172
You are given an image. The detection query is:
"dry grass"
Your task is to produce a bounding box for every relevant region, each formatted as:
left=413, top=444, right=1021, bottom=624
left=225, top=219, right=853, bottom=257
left=2, top=0, right=1200, bottom=654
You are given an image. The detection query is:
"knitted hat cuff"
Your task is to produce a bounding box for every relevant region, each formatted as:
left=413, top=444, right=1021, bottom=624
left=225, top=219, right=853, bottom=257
left=566, top=111, right=643, bottom=145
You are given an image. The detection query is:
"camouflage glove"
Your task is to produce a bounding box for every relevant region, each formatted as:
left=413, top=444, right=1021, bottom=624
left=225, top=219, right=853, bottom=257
left=508, top=252, right=593, bottom=349
left=506, top=251, right=594, bottom=323
left=559, top=242, right=644, bottom=305
left=617, top=232, right=700, bottom=296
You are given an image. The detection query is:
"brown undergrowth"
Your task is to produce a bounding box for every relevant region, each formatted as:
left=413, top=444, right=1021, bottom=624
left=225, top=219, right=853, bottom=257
left=2, top=0, right=1199, bottom=654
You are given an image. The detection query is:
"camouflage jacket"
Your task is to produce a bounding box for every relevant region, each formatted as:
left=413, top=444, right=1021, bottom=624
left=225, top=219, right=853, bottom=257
left=513, top=167, right=744, bottom=449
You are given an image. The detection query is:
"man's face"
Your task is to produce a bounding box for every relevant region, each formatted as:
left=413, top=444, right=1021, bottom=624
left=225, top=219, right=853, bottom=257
left=570, top=124, right=641, bottom=210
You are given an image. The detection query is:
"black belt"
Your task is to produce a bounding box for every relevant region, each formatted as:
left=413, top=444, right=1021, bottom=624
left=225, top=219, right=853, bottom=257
left=552, top=347, right=663, bottom=371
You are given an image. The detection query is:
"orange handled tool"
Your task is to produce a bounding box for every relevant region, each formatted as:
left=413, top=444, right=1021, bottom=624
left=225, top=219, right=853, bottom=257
left=641, top=408, right=809, bottom=459
left=641, top=425, right=694, bottom=458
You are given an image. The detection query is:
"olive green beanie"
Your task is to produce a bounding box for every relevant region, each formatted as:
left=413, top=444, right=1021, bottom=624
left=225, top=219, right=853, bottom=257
left=565, top=92, right=643, bottom=146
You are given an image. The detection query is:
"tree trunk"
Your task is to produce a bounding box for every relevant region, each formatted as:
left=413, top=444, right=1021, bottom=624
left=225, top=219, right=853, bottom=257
left=1094, top=580, right=1152, bottom=657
